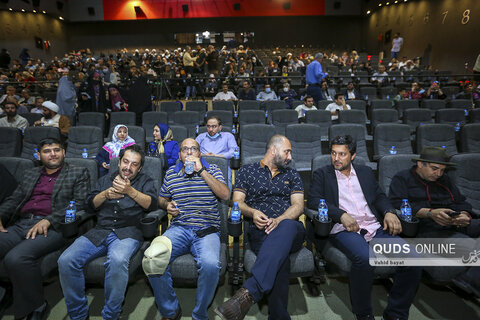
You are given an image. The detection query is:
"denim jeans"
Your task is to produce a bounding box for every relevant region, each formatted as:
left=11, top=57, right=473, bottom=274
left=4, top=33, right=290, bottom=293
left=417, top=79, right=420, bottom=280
left=58, top=232, right=141, bottom=320
left=148, top=225, right=221, bottom=320
left=186, top=86, right=197, bottom=98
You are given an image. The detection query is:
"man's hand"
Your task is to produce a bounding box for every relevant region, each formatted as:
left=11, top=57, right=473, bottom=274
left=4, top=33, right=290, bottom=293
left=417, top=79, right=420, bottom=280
left=186, top=155, right=202, bottom=172
left=166, top=200, right=181, bottom=217
left=33, top=120, right=41, bottom=126
left=253, top=210, right=269, bottom=230
left=26, top=219, right=51, bottom=239
left=265, top=217, right=279, bottom=234
left=0, top=220, right=7, bottom=233
left=102, top=162, right=110, bottom=169
left=340, top=212, right=359, bottom=232
left=383, top=212, right=402, bottom=236
left=452, top=212, right=471, bottom=227
left=105, top=187, right=124, bottom=200
left=429, top=208, right=454, bottom=226
left=113, top=176, right=132, bottom=195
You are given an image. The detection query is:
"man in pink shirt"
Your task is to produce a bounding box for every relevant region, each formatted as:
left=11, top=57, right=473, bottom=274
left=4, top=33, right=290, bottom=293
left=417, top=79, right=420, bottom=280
left=307, top=135, right=422, bottom=320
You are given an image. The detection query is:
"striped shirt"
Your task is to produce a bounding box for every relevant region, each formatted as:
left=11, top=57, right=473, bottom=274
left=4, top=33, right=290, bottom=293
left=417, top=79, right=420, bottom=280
left=159, top=158, right=225, bottom=229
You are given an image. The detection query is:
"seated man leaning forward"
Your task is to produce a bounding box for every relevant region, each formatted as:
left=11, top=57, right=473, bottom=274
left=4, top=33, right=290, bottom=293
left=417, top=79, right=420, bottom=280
left=148, top=138, right=230, bottom=320
left=58, top=144, right=158, bottom=320
left=388, top=147, right=480, bottom=297
left=215, top=135, right=305, bottom=320
left=307, top=135, right=422, bottom=320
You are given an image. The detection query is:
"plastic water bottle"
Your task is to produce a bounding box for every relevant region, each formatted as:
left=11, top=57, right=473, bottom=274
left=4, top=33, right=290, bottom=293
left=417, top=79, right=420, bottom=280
left=65, top=201, right=77, bottom=223
left=82, top=148, right=89, bottom=159
left=265, top=109, right=268, bottom=119
left=430, top=94, right=433, bottom=100
left=400, top=199, right=412, bottom=222
left=231, top=202, right=241, bottom=222
left=452, top=94, right=456, bottom=100
left=464, top=109, right=469, bottom=116
left=441, top=145, right=446, bottom=149
left=233, top=147, right=240, bottom=160
left=234, top=110, right=238, bottom=119
left=21, top=127, right=24, bottom=135
left=318, top=199, right=329, bottom=222
left=408, top=93, right=412, bottom=100
left=365, top=94, right=369, bottom=100
left=455, top=122, right=461, bottom=132
left=386, top=94, right=390, bottom=100
left=232, top=126, right=237, bottom=135
left=389, top=146, right=397, bottom=155
left=33, top=148, right=39, bottom=160
left=195, top=124, right=199, bottom=136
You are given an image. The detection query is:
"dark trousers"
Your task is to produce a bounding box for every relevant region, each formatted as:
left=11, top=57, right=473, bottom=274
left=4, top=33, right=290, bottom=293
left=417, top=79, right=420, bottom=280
left=0, top=217, right=65, bottom=318
left=331, top=227, right=422, bottom=319
left=306, top=84, right=323, bottom=105
left=243, top=220, right=305, bottom=320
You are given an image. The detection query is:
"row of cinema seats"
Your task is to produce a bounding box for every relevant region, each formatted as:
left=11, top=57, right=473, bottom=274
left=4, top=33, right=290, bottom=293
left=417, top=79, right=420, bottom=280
left=1, top=121, right=479, bottom=173
left=0, top=155, right=316, bottom=300
left=2, top=151, right=478, bottom=309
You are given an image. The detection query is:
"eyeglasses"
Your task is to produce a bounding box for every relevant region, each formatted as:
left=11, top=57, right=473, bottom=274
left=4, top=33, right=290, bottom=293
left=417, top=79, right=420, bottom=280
left=181, top=146, right=199, bottom=153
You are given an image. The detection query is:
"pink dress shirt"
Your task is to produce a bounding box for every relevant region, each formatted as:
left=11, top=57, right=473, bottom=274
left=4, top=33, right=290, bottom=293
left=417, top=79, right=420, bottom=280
left=330, top=166, right=381, bottom=241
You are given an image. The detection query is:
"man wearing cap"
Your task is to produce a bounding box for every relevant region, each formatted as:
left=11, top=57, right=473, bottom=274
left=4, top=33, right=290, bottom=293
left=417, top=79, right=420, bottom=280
left=306, top=135, right=422, bottom=320
left=305, top=53, right=328, bottom=103
left=34, top=101, right=71, bottom=136
left=0, top=100, right=29, bottom=130
left=148, top=138, right=229, bottom=320
left=388, top=147, right=480, bottom=297
left=58, top=144, right=158, bottom=320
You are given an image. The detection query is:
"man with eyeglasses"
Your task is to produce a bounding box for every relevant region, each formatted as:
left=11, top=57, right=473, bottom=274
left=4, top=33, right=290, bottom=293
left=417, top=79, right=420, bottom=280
left=196, top=115, right=238, bottom=190
left=148, top=138, right=230, bottom=320
left=307, top=135, right=422, bottom=320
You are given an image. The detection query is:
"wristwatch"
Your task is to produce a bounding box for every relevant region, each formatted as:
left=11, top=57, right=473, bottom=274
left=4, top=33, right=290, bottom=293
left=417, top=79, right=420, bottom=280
left=197, top=167, right=206, bottom=175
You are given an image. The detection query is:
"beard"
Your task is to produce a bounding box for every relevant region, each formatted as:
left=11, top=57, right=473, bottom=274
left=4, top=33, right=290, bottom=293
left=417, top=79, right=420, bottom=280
left=273, top=153, right=290, bottom=170
left=43, top=157, right=64, bottom=170
left=44, top=112, right=52, bottom=119
left=6, top=111, right=16, bottom=117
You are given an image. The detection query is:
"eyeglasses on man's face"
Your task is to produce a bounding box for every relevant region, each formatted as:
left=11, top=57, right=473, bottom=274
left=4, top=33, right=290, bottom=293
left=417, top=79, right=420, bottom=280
left=181, top=146, right=199, bottom=153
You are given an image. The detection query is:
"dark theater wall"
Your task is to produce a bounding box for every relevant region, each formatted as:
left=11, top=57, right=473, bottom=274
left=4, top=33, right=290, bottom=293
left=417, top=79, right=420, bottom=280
left=365, top=0, right=480, bottom=73
left=67, top=16, right=366, bottom=53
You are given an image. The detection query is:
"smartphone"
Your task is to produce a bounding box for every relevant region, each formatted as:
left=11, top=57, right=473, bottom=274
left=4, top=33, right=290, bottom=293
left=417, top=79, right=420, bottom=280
left=448, top=211, right=461, bottom=217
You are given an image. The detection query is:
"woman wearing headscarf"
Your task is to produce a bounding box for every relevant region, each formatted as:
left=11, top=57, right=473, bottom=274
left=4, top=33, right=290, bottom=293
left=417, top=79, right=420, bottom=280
left=148, top=123, right=179, bottom=169
left=107, top=84, right=128, bottom=112
left=96, top=124, right=136, bottom=176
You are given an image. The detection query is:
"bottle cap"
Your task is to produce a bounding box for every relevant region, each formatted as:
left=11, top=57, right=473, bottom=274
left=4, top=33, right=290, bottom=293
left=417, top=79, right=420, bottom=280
left=234, top=202, right=238, bottom=206
left=402, top=199, right=408, bottom=202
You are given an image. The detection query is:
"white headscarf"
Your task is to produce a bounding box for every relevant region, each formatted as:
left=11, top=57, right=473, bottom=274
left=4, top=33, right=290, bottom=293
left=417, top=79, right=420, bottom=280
left=102, top=124, right=136, bottom=159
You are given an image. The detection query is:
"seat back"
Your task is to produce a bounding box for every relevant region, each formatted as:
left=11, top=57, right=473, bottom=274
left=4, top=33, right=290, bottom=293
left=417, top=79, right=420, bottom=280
left=460, top=123, right=480, bottom=153
left=142, top=111, right=169, bottom=142
left=265, top=100, right=288, bottom=123
left=64, top=158, right=99, bottom=187
left=449, top=99, right=473, bottom=110
left=185, top=101, right=207, bottom=114
left=416, top=123, right=457, bottom=155
left=160, top=101, right=183, bottom=123
left=329, top=124, right=368, bottom=160
left=380, top=87, right=397, bottom=99
left=304, top=110, right=331, bottom=138
left=435, top=108, right=466, bottom=127
left=0, top=127, right=22, bottom=157
left=169, top=125, right=188, bottom=145
left=109, top=112, right=136, bottom=132
left=21, top=113, right=43, bottom=126
left=0, top=157, right=35, bottom=182
left=271, top=110, right=298, bottom=135
left=403, top=108, right=433, bottom=132
left=317, top=100, right=331, bottom=110
left=286, top=124, right=322, bottom=171
left=371, top=109, right=399, bottom=128
left=360, top=87, right=377, bottom=100
left=338, top=109, right=367, bottom=125
left=240, top=124, right=275, bottom=162
left=450, top=154, right=480, bottom=215
left=238, top=110, right=265, bottom=126
left=66, top=126, right=103, bottom=158
left=206, top=110, right=233, bottom=127
left=371, top=99, right=394, bottom=110
left=396, top=100, right=419, bottom=118
left=378, top=154, right=417, bottom=195
left=421, top=99, right=447, bottom=117
left=347, top=100, right=367, bottom=112
left=173, top=111, right=201, bottom=137
left=21, top=127, right=61, bottom=160
left=77, top=112, right=105, bottom=134
left=212, top=100, right=235, bottom=112
left=470, top=109, right=480, bottom=123
left=238, top=100, right=261, bottom=112
left=373, top=124, right=413, bottom=159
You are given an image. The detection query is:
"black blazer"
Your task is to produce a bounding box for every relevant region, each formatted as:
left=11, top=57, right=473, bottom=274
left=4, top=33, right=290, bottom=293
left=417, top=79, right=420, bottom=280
left=307, top=164, right=392, bottom=225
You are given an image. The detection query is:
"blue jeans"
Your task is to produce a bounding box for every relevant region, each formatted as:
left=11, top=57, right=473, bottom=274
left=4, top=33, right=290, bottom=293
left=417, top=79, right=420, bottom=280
left=331, top=227, right=422, bottom=318
left=186, top=86, right=197, bottom=98
left=58, top=232, right=141, bottom=320
left=148, top=225, right=221, bottom=320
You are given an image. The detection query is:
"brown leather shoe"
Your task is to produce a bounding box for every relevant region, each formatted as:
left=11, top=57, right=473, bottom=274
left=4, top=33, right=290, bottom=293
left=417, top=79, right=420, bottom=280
left=161, top=304, right=182, bottom=320
left=214, top=287, right=254, bottom=320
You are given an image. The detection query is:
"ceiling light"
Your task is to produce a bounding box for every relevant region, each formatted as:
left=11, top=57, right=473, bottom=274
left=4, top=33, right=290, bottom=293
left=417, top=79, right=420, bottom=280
left=386, top=2, right=390, bottom=5
left=42, top=10, right=46, bottom=14
left=21, top=9, right=25, bottom=12
left=8, top=8, right=12, bottom=11
left=59, top=16, right=64, bottom=20
left=379, top=3, right=382, bottom=7
left=33, top=10, right=37, bottom=13
left=367, top=10, right=371, bottom=14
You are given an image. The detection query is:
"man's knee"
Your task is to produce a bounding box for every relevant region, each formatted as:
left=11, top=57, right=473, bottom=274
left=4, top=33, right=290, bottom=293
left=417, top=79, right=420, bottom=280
left=198, top=255, right=221, bottom=275
left=107, top=250, right=134, bottom=270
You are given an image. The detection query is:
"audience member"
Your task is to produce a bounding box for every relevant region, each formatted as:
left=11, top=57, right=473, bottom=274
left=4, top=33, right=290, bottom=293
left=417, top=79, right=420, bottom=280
left=0, top=100, right=28, bottom=130
left=237, top=80, right=256, bottom=101
left=321, top=80, right=336, bottom=101
left=256, top=83, right=277, bottom=101
left=424, top=81, right=446, bottom=99
left=278, top=82, right=298, bottom=109
left=325, top=93, right=351, bottom=121
left=306, top=53, right=328, bottom=102
left=371, top=64, right=389, bottom=86
left=344, top=81, right=363, bottom=100
left=96, top=124, right=136, bottom=177
left=213, top=84, right=237, bottom=102
left=34, top=101, right=71, bottom=136
left=403, top=82, right=424, bottom=100
left=148, top=123, right=179, bottom=169
left=294, top=95, right=317, bottom=122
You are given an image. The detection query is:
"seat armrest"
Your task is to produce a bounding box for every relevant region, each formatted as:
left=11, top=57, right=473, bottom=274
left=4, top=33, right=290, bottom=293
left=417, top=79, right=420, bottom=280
left=145, top=209, right=167, bottom=221
left=305, top=208, right=317, bottom=221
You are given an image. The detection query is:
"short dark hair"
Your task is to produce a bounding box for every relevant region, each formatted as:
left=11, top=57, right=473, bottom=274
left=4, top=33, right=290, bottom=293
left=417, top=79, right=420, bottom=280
left=330, top=135, right=357, bottom=155
left=38, top=138, right=64, bottom=151
left=119, top=144, right=145, bottom=167
left=206, top=115, right=222, bottom=126
left=304, top=95, right=314, bottom=102
left=334, top=93, right=344, bottom=100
